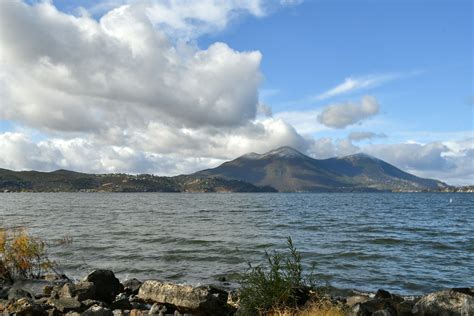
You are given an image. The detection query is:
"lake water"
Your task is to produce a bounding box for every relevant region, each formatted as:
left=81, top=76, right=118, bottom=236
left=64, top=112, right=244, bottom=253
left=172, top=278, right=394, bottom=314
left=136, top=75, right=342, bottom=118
left=0, top=192, right=472, bottom=295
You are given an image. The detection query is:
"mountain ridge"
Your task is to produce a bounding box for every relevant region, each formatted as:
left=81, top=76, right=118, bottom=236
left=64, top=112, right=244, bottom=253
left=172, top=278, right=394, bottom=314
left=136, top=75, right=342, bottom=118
left=0, top=147, right=449, bottom=192
left=194, top=146, right=449, bottom=192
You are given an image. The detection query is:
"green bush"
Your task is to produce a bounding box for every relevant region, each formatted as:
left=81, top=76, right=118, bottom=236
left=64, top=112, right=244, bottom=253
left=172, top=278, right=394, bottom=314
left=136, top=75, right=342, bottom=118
left=239, top=237, right=315, bottom=315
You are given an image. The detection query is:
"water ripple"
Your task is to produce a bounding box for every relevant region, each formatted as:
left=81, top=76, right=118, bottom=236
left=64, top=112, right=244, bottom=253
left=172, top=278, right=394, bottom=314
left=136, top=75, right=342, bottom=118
left=0, top=192, right=472, bottom=295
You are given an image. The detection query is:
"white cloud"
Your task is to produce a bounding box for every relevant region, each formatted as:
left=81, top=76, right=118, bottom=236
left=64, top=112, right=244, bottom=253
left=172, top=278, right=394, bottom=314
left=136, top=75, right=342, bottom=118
left=0, top=118, right=307, bottom=175
left=0, top=1, right=262, bottom=132
left=364, top=139, right=474, bottom=185
left=317, top=96, right=380, bottom=129
left=314, top=74, right=400, bottom=100
left=305, top=136, right=474, bottom=185
left=314, top=73, right=400, bottom=100
left=144, top=0, right=264, bottom=39
left=86, top=0, right=300, bottom=40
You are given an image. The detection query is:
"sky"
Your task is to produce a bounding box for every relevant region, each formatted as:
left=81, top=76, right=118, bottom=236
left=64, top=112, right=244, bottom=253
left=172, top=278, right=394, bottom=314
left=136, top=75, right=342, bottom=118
left=0, top=0, right=472, bottom=185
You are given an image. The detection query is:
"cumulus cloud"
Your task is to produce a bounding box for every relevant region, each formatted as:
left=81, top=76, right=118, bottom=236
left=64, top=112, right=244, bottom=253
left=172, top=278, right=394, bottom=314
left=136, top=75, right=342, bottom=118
left=317, top=96, right=380, bottom=129
left=0, top=1, right=310, bottom=175
left=144, top=0, right=264, bottom=39
left=348, top=131, right=387, bottom=141
left=306, top=137, right=474, bottom=185
left=0, top=1, right=262, bottom=132
left=86, top=0, right=301, bottom=39
left=364, top=139, right=474, bottom=185
left=0, top=118, right=307, bottom=175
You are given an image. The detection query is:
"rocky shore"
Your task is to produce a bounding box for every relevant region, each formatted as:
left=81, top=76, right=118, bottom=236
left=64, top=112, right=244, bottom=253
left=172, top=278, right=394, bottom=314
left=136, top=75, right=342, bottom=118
left=0, top=269, right=473, bottom=315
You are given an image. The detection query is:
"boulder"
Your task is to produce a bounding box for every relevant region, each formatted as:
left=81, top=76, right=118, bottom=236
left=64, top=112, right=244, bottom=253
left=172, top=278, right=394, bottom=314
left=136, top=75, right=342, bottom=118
left=110, top=293, right=131, bottom=310
left=346, top=295, right=370, bottom=307
left=61, top=282, right=96, bottom=301
left=137, top=280, right=231, bottom=315
left=81, top=304, right=114, bottom=316
left=395, top=298, right=418, bottom=316
left=0, top=286, right=10, bottom=300
left=375, top=289, right=392, bottom=300
left=7, top=297, right=46, bottom=315
left=83, top=270, right=124, bottom=304
left=122, top=278, right=142, bottom=295
left=412, top=288, right=474, bottom=316
left=47, top=297, right=82, bottom=313
left=350, top=299, right=393, bottom=316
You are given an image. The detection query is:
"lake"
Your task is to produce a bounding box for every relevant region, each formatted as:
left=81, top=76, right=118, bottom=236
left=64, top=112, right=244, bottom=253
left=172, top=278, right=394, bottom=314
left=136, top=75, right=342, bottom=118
left=0, top=192, right=472, bottom=295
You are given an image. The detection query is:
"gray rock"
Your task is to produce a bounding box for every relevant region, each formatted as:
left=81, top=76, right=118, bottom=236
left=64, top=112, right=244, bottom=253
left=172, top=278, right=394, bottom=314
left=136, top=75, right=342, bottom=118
left=0, top=286, right=10, bottom=300
left=137, top=280, right=231, bottom=315
left=61, top=282, right=96, bottom=301
left=83, top=270, right=124, bottom=304
left=123, top=278, right=142, bottom=295
left=395, top=298, right=418, bottom=316
left=375, top=289, right=392, bottom=300
left=346, top=295, right=370, bottom=307
left=350, top=299, right=391, bottom=316
left=48, top=297, right=82, bottom=313
left=111, top=296, right=131, bottom=310
left=412, top=288, right=474, bottom=316
left=81, top=304, right=114, bottom=316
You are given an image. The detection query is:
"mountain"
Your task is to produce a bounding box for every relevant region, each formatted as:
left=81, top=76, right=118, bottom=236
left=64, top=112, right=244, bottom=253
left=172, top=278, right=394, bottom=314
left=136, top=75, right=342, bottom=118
left=193, top=146, right=449, bottom=192
left=0, top=168, right=275, bottom=193
left=0, top=147, right=449, bottom=193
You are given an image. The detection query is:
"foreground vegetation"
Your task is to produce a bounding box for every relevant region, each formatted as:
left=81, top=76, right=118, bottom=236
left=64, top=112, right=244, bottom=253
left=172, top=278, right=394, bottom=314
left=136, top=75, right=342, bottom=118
left=0, top=227, right=55, bottom=282
left=238, top=237, right=348, bottom=315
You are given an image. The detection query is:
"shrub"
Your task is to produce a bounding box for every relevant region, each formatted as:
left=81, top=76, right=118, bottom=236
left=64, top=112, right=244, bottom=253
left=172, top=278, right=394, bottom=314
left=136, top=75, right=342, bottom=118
left=0, top=227, right=55, bottom=282
left=239, top=237, right=316, bottom=315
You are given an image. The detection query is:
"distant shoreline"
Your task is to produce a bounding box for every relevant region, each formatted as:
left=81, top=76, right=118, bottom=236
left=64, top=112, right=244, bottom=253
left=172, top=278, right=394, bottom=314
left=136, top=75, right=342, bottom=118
left=1, top=188, right=473, bottom=193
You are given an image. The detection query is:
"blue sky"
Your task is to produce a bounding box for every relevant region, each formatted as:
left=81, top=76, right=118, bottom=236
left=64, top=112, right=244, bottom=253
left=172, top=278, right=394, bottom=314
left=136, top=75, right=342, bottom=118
left=0, top=0, right=472, bottom=184
left=199, top=0, right=473, bottom=138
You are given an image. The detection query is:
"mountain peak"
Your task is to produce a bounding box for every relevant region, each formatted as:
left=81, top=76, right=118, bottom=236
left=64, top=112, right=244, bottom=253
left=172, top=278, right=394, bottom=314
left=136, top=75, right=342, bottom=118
left=195, top=146, right=447, bottom=191
left=241, top=152, right=261, bottom=159
left=260, top=146, right=306, bottom=159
